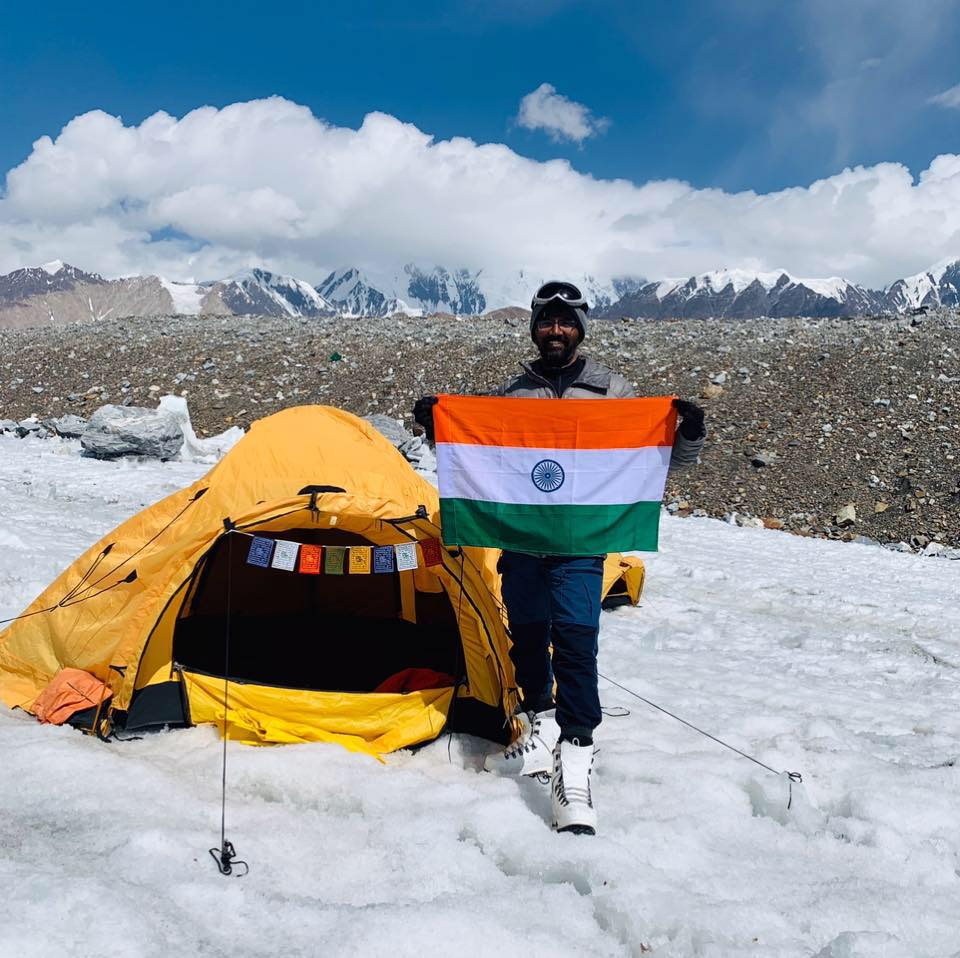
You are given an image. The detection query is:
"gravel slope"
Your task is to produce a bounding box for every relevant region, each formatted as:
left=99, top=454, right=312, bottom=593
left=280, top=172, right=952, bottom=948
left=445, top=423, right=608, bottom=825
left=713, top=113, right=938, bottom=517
left=2, top=310, right=958, bottom=549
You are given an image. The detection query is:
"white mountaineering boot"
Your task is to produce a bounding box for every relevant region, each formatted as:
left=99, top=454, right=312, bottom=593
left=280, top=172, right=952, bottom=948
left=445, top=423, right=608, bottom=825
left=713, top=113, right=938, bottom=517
left=483, top=709, right=560, bottom=776
left=551, top=738, right=598, bottom=835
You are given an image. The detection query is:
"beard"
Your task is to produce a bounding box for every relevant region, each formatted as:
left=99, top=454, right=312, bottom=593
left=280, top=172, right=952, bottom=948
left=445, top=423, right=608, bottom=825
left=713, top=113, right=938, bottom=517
left=538, top=335, right=579, bottom=368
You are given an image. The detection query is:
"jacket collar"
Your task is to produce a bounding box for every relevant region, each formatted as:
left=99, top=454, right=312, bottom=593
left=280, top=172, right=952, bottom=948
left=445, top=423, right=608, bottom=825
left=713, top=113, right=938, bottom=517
left=519, top=354, right=612, bottom=390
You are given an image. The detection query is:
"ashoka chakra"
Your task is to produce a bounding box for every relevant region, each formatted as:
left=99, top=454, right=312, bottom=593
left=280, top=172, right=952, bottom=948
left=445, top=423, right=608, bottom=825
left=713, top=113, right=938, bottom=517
left=531, top=459, right=565, bottom=493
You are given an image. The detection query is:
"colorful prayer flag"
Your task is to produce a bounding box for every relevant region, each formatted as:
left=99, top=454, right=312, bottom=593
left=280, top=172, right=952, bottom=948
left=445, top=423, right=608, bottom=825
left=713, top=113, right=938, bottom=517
left=372, top=546, right=395, bottom=573
left=420, top=537, right=444, bottom=567
left=394, top=541, right=419, bottom=571
left=324, top=545, right=346, bottom=574
left=349, top=546, right=372, bottom=574
left=298, top=544, right=322, bottom=574
left=271, top=539, right=300, bottom=571
left=246, top=536, right=274, bottom=567
left=434, top=394, right=677, bottom=555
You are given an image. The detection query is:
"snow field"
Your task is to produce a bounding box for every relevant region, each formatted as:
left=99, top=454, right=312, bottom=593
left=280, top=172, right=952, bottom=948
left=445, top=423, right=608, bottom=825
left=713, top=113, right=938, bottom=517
left=1, top=435, right=959, bottom=957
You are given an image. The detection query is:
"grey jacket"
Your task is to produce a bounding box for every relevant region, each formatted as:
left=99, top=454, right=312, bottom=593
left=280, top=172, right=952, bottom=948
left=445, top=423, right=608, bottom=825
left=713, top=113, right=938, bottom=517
left=496, top=355, right=704, bottom=469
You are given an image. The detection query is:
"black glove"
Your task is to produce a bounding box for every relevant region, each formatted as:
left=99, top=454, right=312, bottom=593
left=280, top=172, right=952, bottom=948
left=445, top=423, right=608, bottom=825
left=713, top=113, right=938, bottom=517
left=413, top=395, right=438, bottom=441
left=672, top=398, right=705, bottom=440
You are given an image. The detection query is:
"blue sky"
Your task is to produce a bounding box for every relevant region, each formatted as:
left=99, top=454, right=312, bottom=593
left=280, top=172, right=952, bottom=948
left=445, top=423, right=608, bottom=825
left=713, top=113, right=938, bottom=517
left=1, top=0, right=959, bottom=285
left=3, top=0, right=958, bottom=192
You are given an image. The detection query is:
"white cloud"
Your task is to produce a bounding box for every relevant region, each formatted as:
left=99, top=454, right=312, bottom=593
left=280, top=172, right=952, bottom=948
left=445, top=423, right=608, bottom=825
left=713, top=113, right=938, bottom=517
left=515, top=83, right=610, bottom=144
left=929, top=82, right=960, bottom=109
left=1, top=96, right=960, bottom=289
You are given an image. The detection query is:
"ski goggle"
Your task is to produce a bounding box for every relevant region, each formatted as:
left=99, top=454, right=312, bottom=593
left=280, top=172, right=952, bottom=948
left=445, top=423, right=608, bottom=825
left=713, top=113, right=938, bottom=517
left=530, top=281, right=589, bottom=312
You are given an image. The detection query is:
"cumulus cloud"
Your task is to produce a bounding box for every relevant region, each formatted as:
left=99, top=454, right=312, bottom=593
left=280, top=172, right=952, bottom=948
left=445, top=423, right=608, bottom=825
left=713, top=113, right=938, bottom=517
left=929, top=82, right=960, bottom=109
left=1, top=96, right=960, bottom=288
left=515, top=83, right=610, bottom=144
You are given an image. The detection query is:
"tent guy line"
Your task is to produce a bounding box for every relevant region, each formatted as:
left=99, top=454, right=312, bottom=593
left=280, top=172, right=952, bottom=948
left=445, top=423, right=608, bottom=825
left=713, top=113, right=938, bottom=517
left=598, top=671, right=804, bottom=808
left=210, top=530, right=248, bottom=878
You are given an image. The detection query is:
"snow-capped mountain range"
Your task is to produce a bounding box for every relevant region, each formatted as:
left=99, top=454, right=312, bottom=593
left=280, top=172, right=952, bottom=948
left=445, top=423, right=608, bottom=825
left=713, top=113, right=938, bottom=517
left=313, top=266, right=644, bottom=318
left=0, top=258, right=957, bottom=328
left=602, top=269, right=885, bottom=320
left=316, top=261, right=960, bottom=319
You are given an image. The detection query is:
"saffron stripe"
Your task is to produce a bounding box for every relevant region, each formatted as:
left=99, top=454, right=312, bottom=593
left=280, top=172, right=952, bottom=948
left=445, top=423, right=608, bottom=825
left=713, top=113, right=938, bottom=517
left=439, top=499, right=662, bottom=555
left=434, top=395, right=677, bottom=449
left=436, top=443, right=671, bottom=506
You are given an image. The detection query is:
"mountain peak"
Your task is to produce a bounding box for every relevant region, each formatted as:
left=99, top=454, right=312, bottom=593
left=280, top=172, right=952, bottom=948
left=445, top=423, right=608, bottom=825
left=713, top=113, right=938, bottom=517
left=885, top=256, right=960, bottom=309
left=213, top=266, right=335, bottom=317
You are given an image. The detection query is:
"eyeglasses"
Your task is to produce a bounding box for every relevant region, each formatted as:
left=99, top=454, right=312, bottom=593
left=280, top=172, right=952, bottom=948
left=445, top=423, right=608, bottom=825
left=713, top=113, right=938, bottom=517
left=530, top=280, right=589, bottom=312
left=534, top=315, right=579, bottom=330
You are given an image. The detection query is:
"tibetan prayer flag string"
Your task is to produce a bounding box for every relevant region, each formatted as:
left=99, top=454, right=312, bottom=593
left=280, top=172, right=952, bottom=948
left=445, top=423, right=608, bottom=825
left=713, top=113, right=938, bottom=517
left=243, top=537, right=446, bottom=575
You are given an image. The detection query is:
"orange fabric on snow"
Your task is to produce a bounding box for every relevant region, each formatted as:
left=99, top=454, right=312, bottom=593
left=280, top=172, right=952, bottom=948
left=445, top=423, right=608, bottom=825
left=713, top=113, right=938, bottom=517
left=32, top=668, right=111, bottom=725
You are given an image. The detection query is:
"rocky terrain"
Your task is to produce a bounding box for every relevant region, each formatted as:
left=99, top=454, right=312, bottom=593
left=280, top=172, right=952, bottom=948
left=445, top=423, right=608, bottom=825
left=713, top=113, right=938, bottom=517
left=2, top=310, right=958, bottom=551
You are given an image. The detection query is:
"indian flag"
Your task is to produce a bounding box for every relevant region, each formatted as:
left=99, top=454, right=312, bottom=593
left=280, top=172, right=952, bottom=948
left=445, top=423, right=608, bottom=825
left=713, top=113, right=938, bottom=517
left=434, top=395, right=677, bottom=555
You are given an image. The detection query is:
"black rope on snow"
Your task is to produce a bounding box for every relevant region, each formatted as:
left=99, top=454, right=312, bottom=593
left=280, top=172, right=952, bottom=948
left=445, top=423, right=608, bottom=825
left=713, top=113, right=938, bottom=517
left=597, top=670, right=803, bottom=806
left=209, top=530, right=248, bottom=877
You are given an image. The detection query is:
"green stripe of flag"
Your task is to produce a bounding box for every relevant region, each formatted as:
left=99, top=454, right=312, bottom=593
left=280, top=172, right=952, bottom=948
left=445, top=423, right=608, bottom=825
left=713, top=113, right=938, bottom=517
left=440, top=498, right=661, bottom=555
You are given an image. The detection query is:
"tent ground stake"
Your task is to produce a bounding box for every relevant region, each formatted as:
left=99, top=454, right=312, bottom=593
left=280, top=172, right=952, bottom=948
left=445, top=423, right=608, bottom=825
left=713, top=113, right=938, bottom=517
left=209, top=839, right=248, bottom=877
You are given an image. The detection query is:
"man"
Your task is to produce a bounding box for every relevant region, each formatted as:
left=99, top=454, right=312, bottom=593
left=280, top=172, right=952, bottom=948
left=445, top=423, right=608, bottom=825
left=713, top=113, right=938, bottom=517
left=414, top=280, right=705, bottom=835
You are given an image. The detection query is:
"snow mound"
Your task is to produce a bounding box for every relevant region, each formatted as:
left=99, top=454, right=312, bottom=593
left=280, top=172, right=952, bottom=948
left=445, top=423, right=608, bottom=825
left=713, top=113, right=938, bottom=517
left=158, top=395, right=244, bottom=462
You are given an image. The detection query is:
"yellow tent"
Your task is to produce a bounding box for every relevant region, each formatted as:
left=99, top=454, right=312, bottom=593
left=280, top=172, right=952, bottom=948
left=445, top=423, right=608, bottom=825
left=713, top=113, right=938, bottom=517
left=0, top=406, right=642, bottom=756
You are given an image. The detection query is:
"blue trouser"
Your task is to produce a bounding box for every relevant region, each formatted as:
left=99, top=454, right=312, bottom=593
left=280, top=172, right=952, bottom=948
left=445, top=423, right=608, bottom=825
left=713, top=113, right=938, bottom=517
left=498, top=551, right=604, bottom=740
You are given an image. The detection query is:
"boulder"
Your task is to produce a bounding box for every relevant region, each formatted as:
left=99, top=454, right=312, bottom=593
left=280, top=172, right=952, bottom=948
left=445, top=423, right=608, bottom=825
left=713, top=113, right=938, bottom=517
left=16, top=418, right=43, bottom=438
left=882, top=541, right=913, bottom=553
left=364, top=414, right=431, bottom=465
left=0, top=419, right=18, bottom=434
left=835, top=504, right=857, bottom=527
left=751, top=450, right=778, bottom=468
left=81, top=404, right=184, bottom=460
left=364, top=414, right=411, bottom=448
left=44, top=414, right=89, bottom=439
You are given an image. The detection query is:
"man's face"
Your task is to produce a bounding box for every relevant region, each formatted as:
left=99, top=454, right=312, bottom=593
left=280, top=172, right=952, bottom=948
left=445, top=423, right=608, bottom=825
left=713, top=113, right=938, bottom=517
left=533, top=307, right=581, bottom=367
